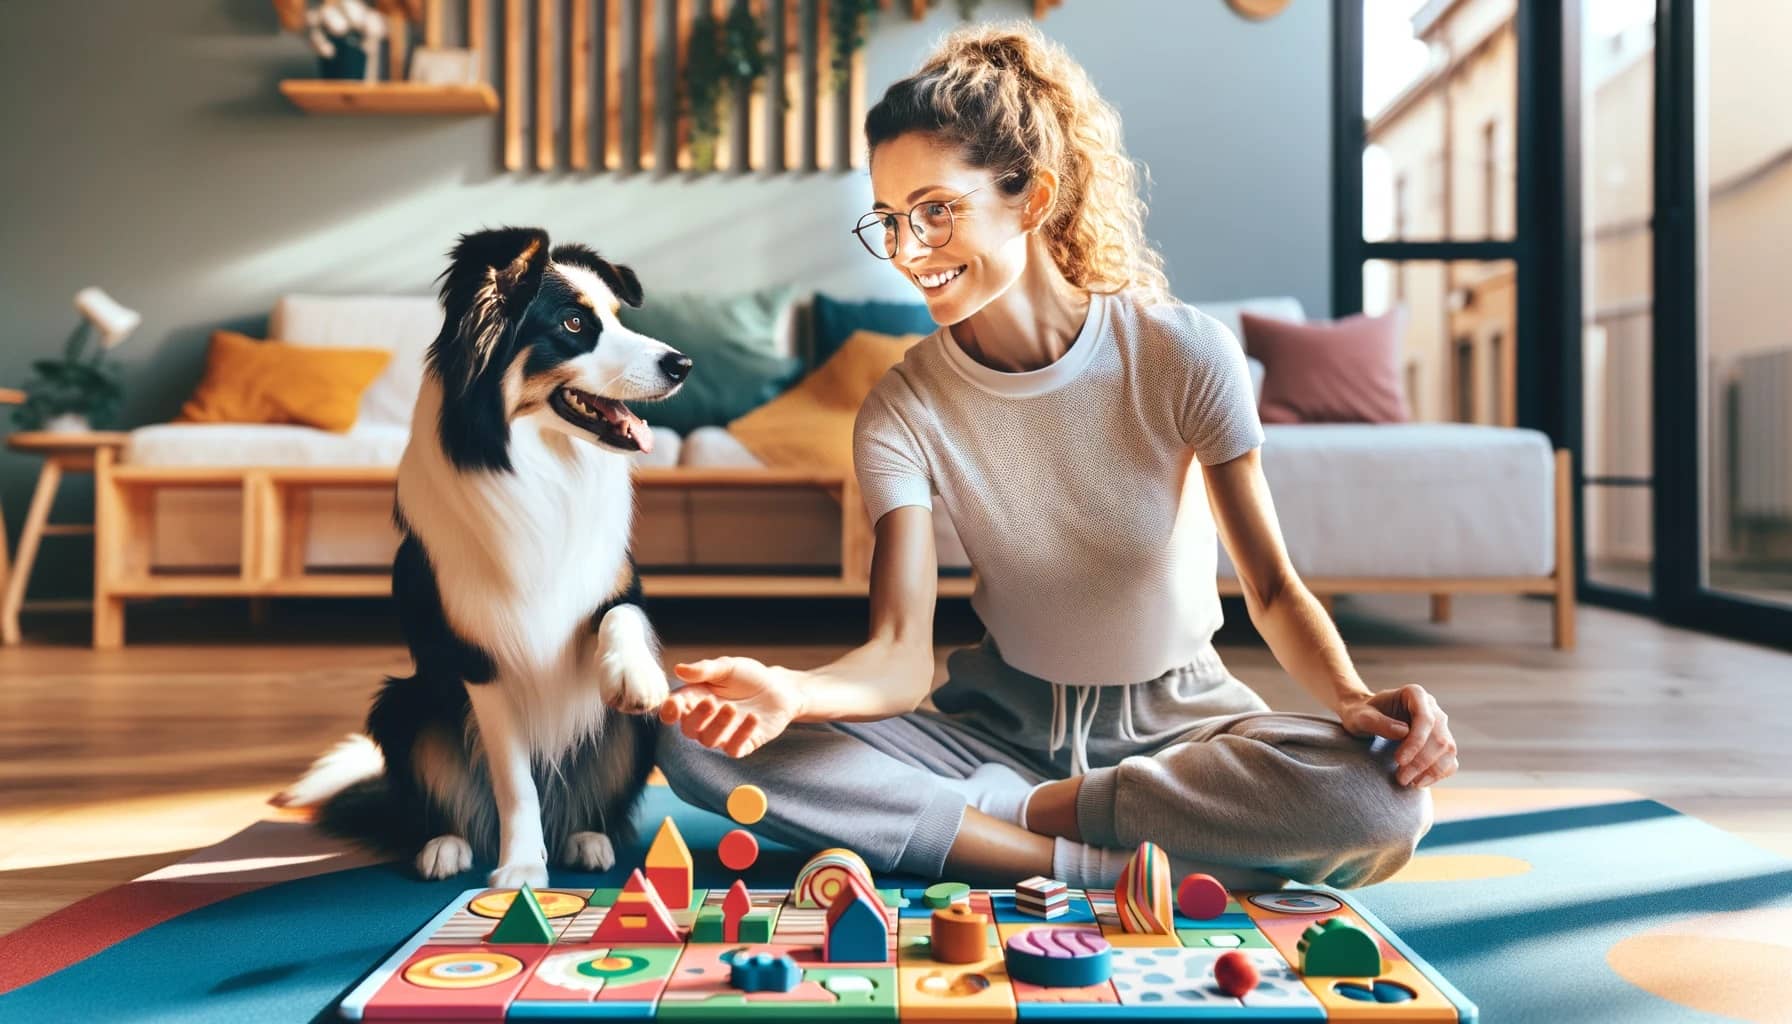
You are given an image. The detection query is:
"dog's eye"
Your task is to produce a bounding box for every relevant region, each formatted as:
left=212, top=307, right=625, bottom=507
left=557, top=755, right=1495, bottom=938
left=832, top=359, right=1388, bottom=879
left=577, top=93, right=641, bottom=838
left=562, top=314, right=582, bottom=334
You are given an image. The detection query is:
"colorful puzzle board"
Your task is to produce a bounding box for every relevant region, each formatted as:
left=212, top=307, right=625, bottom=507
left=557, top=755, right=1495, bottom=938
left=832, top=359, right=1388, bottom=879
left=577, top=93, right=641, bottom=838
left=339, top=884, right=1476, bottom=1022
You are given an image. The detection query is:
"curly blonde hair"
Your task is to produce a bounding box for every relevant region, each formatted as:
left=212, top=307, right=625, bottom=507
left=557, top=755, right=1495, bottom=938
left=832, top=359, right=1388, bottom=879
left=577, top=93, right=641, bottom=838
left=864, top=22, right=1168, bottom=302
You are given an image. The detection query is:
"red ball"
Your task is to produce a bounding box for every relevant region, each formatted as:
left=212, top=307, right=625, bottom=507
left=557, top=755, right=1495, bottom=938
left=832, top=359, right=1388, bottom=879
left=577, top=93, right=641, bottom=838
left=1213, top=949, right=1260, bottom=997
left=718, top=829, right=759, bottom=871
left=1176, top=873, right=1227, bottom=920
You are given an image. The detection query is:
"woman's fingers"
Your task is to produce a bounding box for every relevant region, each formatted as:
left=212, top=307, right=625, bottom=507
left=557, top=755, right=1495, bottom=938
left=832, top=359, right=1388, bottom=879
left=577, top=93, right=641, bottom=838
left=659, top=684, right=714, bottom=724
left=697, top=702, right=742, bottom=749
left=1394, top=689, right=1436, bottom=775
left=678, top=696, right=724, bottom=740
left=716, top=713, right=760, bottom=758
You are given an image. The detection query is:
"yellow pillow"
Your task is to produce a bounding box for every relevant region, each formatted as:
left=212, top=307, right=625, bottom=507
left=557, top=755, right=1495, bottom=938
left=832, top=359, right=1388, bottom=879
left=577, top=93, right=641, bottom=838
left=727, top=330, right=924, bottom=473
left=176, top=330, right=392, bottom=433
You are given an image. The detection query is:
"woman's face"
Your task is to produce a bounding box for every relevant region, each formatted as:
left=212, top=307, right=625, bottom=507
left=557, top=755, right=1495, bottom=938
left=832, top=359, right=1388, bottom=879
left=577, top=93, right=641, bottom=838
left=864, top=133, right=1033, bottom=324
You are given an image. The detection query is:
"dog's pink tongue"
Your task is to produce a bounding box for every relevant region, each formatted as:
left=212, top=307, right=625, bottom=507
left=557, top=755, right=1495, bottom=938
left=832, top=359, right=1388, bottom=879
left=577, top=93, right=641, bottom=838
left=624, top=412, right=653, bottom=454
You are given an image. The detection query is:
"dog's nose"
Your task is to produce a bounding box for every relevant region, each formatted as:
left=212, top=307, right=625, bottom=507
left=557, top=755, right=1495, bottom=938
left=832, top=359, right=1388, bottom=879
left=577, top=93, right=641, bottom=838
left=660, top=352, right=693, bottom=383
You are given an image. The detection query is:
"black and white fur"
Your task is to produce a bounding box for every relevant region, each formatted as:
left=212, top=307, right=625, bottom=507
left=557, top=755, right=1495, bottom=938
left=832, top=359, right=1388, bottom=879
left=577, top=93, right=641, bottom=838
left=276, top=227, right=691, bottom=889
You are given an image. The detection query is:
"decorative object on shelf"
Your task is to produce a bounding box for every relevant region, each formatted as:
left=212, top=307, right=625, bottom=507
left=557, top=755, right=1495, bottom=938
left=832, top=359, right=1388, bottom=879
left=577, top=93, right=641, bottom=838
left=286, top=0, right=389, bottom=81
left=408, top=46, right=480, bottom=84
left=10, top=288, right=137, bottom=433
left=1226, top=0, right=1291, bottom=21
left=683, top=3, right=771, bottom=172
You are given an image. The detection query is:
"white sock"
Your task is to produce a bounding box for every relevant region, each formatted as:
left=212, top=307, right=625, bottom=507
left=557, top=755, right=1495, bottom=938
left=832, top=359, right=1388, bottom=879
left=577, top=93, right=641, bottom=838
left=1051, top=837, right=1134, bottom=889
left=938, top=762, right=1035, bottom=826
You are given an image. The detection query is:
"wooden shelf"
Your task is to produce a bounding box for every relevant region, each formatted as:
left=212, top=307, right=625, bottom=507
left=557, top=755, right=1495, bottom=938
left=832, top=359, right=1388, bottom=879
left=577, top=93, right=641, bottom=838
left=278, top=80, right=499, bottom=115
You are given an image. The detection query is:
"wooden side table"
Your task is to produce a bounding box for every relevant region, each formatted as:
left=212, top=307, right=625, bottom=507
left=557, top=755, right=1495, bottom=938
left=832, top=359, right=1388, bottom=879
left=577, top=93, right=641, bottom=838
left=2, top=431, right=131, bottom=645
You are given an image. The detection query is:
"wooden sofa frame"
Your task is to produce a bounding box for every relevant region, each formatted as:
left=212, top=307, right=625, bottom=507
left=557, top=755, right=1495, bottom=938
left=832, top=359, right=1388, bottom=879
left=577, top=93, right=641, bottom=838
left=90, top=449, right=1575, bottom=651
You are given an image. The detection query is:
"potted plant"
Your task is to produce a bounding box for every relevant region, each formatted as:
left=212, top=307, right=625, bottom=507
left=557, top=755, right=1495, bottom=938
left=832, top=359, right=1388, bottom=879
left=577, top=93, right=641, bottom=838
left=683, top=4, right=770, bottom=172
left=12, top=289, right=137, bottom=433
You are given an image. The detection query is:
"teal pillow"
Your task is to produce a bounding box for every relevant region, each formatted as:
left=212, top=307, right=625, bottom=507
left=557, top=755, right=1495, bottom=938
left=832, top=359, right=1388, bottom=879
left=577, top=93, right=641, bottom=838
left=813, top=293, right=937, bottom=365
left=619, top=286, right=803, bottom=435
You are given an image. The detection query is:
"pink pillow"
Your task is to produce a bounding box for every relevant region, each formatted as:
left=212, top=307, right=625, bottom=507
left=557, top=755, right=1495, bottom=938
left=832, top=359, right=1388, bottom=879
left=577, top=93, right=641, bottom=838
left=1241, top=310, right=1409, bottom=424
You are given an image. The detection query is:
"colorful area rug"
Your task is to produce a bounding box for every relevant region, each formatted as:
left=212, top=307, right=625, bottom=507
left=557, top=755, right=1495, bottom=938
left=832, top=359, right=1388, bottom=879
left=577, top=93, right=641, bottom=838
left=1, top=784, right=1788, bottom=1023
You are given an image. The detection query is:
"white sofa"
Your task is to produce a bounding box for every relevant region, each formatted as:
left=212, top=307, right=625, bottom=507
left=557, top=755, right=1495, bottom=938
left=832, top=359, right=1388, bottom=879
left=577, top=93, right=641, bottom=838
left=125, top=293, right=1565, bottom=641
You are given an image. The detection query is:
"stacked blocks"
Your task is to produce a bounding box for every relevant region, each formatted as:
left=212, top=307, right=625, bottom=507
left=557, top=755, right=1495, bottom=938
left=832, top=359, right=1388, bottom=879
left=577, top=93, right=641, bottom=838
left=1113, top=841, right=1174, bottom=934
left=1297, top=916, right=1383, bottom=977
left=1004, top=926, right=1114, bottom=987
left=1015, top=875, right=1069, bottom=919
left=644, top=818, right=693, bottom=910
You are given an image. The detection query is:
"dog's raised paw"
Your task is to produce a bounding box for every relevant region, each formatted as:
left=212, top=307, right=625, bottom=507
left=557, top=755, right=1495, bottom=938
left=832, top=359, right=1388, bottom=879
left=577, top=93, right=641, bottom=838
left=489, top=861, right=551, bottom=890
left=561, top=831, right=617, bottom=871
left=416, top=835, right=473, bottom=880
left=600, top=649, right=671, bottom=714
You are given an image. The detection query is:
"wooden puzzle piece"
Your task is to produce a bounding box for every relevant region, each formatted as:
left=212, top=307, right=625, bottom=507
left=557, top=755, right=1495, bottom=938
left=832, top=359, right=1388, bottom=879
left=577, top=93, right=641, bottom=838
left=589, top=870, right=681, bottom=944
left=1113, top=842, right=1174, bottom=935
left=657, top=943, right=896, bottom=1019
left=895, top=939, right=1016, bottom=1021
left=360, top=944, right=546, bottom=1020
left=510, top=943, right=682, bottom=1009
left=487, top=883, right=557, bottom=943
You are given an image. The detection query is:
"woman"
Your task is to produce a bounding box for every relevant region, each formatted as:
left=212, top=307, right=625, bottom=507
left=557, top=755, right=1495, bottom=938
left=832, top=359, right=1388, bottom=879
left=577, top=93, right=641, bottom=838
left=655, top=24, right=1453, bottom=890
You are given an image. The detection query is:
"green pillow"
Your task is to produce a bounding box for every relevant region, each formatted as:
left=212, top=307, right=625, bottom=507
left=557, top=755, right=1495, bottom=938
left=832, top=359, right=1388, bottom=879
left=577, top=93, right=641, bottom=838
left=618, top=286, right=803, bottom=435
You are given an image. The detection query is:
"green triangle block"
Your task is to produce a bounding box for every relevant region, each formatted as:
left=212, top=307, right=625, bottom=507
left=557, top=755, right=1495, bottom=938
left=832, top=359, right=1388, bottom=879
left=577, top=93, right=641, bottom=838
left=488, top=883, right=557, bottom=944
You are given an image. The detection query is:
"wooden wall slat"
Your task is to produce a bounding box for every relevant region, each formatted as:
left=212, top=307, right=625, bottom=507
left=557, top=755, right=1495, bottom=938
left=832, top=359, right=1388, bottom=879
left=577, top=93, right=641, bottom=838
left=619, top=0, right=642, bottom=170
left=673, top=0, right=694, bottom=170
left=604, top=0, right=620, bottom=168
left=844, top=45, right=863, bottom=168
left=640, top=0, right=656, bottom=170
left=504, top=0, right=524, bottom=170
left=571, top=0, right=592, bottom=170
left=387, top=11, right=409, bottom=80
left=765, top=0, right=786, bottom=172
left=469, top=0, right=488, bottom=61
left=729, top=0, right=753, bottom=172
left=708, top=0, right=728, bottom=172
left=799, top=0, right=818, bottom=172
left=816, top=0, right=834, bottom=171
left=654, top=0, right=677, bottom=170
left=425, top=0, right=444, bottom=46
left=536, top=0, right=556, bottom=170
left=908, top=0, right=924, bottom=18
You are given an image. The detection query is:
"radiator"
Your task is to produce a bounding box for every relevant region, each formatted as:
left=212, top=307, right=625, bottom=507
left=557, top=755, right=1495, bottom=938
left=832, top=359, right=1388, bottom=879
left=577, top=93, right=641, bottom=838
left=1734, top=348, right=1792, bottom=522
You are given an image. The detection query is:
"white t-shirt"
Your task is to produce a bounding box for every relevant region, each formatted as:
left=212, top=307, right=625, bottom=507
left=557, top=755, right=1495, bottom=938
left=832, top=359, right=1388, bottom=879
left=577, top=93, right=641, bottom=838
left=852, top=289, right=1265, bottom=687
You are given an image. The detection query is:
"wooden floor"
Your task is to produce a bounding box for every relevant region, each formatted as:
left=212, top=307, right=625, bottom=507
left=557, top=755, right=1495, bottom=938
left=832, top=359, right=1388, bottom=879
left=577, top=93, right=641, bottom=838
left=3, top=593, right=1789, bottom=936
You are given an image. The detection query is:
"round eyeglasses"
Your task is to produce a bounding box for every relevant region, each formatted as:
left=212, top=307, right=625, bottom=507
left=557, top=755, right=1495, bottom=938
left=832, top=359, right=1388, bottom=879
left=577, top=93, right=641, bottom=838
left=851, top=187, right=983, bottom=260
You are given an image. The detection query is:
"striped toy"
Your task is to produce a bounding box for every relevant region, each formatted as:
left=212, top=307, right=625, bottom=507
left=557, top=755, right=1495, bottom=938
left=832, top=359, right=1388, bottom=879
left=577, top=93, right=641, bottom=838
left=1113, top=841, right=1174, bottom=934
left=793, top=848, right=874, bottom=909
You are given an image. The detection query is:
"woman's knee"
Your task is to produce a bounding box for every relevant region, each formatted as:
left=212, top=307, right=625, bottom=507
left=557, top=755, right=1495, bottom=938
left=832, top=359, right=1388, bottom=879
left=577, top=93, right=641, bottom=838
left=1322, top=742, right=1434, bottom=886
left=652, top=724, right=740, bottom=811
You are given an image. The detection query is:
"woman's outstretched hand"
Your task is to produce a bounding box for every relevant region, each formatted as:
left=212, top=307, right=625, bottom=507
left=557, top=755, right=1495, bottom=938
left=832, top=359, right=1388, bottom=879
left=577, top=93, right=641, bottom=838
left=658, top=657, right=807, bottom=758
left=1336, top=683, right=1458, bottom=788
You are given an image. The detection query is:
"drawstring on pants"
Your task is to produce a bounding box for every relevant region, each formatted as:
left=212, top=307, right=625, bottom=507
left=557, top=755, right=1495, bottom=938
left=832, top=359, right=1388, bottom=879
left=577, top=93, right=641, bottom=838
left=1049, top=681, right=1144, bottom=775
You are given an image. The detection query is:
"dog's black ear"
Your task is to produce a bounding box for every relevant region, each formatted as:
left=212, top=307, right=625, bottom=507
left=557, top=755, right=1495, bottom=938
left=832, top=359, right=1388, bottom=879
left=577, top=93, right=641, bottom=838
left=550, top=243, right=644, bottom=309
left=432, top=227, right=552, bottom=391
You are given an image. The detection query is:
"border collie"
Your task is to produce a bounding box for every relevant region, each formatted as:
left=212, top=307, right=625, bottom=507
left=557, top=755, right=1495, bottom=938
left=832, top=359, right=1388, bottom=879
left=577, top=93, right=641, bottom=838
left=275, top=227, right=689, bottom=889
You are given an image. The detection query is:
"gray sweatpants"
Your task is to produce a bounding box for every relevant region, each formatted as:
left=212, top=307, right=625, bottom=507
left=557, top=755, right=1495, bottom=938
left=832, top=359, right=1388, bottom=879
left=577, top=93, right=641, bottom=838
left=655, top=636, right=1432, bottom=888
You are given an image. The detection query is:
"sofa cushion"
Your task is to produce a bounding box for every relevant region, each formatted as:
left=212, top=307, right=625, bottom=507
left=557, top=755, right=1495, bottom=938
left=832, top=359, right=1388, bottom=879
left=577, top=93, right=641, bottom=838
left=618, top=287, right=805, bottom=436
left=812, top=293, right=936, bottom=365
left=1244, top=310, right=1409, bottom=424
left=727, top=330, right=924, bottom=474
left=1216, top=423, right=1556, bottom=579
left=270, top=294, right=442, bottom=428
left=176, top=331, right=392, bottom=433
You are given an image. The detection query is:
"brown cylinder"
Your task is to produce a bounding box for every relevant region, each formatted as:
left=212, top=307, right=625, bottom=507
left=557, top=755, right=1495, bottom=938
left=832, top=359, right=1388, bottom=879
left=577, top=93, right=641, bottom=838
left=930, top=904, right=989, bottom=965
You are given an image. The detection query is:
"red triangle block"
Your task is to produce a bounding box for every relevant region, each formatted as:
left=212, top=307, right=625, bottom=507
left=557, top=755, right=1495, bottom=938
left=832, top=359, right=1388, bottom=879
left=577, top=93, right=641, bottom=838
left=589, top=869, right=681, bottom=944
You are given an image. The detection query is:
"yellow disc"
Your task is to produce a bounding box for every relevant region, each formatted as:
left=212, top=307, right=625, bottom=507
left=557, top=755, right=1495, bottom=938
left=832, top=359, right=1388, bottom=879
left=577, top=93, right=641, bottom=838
left=726, top=784, right=768, bottom=825
left=404, top=951, right=524, bottom=989
left=469, top=888, right=586, bottom=919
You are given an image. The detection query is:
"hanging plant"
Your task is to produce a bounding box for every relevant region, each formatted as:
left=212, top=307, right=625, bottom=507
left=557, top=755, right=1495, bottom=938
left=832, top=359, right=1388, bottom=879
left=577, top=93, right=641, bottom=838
left=922, top=0, right=986, bottom=19
left=683, top=5, right=769, bottom=171
left=828, top=0, right=878, bottom=89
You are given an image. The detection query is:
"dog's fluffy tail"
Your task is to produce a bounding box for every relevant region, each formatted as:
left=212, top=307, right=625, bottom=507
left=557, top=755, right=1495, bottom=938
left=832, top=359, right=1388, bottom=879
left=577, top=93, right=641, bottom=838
left=271, top=733, right=385, bottom=809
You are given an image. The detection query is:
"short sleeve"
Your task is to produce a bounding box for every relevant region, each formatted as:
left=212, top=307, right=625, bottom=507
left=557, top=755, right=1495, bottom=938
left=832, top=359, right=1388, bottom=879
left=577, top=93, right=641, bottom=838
left=852, top=381, right=934, bottom=523
left=1171, top=306, right=1266, bottom=465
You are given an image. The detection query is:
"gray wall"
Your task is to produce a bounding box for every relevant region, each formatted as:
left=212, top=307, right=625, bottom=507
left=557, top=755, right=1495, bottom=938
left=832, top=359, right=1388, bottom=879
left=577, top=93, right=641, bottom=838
left=0, top=0, right=1330, bottom=600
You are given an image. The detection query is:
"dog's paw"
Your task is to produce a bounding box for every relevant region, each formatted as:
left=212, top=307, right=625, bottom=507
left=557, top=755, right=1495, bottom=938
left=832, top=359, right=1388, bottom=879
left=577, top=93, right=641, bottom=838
left=600, top=648, right=670, bottom=715
left=488, top=860, right=551, bottom=890
left=416, top=835, right=473, bottom=880
left=561, top=831, right=617, bottom=872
